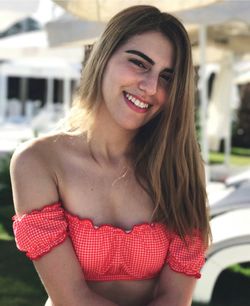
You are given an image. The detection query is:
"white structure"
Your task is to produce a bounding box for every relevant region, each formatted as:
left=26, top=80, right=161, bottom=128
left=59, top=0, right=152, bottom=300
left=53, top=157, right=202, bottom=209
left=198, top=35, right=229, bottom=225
left=0, top=0, right=39, bottom=32
left=193, top=208, right=250, bottom=303
left=175, top=1, right=250, bottom=168
left=0, top=28, right=85, bottom=124
left=207, top=54, right=240, bottom=156
left=0, top=30, right=84, bottom=61
left=0, top=57, right=80, bottom=123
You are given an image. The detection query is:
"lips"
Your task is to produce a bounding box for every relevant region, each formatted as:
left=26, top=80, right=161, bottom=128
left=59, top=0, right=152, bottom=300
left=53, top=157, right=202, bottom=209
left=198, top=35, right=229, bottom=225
left=123, top=91, right=152, bottom=113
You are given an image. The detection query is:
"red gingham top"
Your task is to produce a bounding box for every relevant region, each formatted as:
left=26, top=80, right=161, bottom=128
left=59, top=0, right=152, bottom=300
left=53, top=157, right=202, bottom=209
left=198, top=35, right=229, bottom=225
left=12, top=203, right=205, bottom=281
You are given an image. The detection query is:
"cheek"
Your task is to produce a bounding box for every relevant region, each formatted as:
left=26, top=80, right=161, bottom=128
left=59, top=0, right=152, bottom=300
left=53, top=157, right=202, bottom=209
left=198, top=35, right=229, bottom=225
left=110, top=60, right=138, bottom=84
left=103, top=68, right=124, bottom=92
left=157, top=88, right=169, bottom=107
left=114, top=66, right=136, bottom=85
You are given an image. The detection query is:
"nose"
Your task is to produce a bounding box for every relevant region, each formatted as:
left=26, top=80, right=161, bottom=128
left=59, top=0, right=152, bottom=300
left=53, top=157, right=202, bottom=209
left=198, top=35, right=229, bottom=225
left=138, top=73, right=158, bottom=96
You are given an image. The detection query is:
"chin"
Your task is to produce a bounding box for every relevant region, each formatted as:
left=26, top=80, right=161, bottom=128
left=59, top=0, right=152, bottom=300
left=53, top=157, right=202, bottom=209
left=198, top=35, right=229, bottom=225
left=120, top=121, right=147, bottom=131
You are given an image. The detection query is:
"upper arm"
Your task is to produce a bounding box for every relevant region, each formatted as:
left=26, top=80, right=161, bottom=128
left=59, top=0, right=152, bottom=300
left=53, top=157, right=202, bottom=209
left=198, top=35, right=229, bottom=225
left=153, top=264, right=197, bottom=306
left=10, top=140, right=59, bottom=215
left=10, top=139, right=90, bottom=305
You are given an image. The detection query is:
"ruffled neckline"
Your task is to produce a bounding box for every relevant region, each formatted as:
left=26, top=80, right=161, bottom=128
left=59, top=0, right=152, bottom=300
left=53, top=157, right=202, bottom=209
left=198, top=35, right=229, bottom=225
left=13, top=201, right=165, bottom=235
left=65, top=211, right=163, bottom=234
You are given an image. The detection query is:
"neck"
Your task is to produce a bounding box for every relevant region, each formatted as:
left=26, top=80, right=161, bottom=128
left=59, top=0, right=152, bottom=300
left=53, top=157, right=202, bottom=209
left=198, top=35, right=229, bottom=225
left=87, top=111, right=136, bottom=167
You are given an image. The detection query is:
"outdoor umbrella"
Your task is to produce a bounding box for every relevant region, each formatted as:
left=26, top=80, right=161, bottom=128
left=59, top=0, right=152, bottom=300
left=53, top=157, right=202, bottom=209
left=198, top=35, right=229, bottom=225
left=53, top=0, right=219, bottom=21
left=47, top=0, right=216, bottom=48
left=175, top=0, right=250, bottom=54
left=46, top=13, right=106, bottom=47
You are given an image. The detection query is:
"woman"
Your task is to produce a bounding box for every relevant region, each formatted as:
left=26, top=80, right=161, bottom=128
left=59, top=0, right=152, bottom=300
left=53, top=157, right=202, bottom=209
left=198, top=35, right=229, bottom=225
left=11, top=5, right=211, bottom=306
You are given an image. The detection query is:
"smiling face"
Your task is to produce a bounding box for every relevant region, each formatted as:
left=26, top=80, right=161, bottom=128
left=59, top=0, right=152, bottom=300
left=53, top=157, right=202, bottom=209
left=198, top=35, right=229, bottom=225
left=100, top=31, right=174, bottom=131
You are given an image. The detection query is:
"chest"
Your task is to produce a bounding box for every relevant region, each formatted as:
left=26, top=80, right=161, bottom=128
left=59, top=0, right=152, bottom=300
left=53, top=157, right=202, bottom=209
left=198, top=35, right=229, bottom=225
left=56, top=157, right=155, bottom=230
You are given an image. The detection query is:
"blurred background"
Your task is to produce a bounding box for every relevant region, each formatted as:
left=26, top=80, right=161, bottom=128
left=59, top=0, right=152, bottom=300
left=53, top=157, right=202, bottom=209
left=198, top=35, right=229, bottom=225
left=0, top=0, right=249, bottom=305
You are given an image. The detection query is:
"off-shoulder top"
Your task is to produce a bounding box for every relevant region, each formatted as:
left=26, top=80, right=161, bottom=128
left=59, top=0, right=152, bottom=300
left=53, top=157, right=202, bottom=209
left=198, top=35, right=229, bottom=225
left=12, top=202, right=205, bottom=281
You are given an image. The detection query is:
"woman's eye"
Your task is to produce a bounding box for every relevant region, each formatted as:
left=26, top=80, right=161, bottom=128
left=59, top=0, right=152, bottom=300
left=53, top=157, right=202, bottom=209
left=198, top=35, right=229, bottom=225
left=161, top=74, right=173, bottom=84
left=129, top=59, right=147, bottom=69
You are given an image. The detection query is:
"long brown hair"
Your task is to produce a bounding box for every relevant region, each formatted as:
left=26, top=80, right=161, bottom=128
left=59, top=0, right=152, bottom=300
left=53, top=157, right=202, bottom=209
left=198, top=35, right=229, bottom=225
left=67, top=5, right=211, bottom=247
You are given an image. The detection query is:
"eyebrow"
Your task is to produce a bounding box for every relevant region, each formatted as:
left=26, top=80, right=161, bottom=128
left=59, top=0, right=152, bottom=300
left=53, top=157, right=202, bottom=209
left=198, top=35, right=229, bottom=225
left=125, top=49, right=174, bottom=74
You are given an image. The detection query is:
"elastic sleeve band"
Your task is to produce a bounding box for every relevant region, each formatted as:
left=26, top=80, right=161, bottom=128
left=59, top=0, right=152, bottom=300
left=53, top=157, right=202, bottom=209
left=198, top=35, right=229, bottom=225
left=12, top=203, right=68, bottom=260
left=166, top=230, right=206, bottom=278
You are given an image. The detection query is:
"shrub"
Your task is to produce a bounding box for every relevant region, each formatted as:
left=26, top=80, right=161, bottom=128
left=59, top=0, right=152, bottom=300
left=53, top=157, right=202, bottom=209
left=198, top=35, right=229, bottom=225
left=0, top=153, right=13, bottom=206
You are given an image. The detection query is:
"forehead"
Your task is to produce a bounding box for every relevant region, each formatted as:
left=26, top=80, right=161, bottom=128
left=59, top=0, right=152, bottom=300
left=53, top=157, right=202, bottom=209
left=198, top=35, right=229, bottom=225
left=116, top=31, right=174, bottom=68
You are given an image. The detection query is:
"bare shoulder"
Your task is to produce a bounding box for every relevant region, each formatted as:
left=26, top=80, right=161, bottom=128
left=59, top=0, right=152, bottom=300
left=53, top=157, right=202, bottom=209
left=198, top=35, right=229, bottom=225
left=10, top=132, right=64, bottom=176
left=10, top=132, right=71, bottom=215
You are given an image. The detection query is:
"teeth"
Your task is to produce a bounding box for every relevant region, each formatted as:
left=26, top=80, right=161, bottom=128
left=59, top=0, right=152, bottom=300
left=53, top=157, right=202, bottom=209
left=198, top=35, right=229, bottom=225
left=125, top=93, right=149, bottom=109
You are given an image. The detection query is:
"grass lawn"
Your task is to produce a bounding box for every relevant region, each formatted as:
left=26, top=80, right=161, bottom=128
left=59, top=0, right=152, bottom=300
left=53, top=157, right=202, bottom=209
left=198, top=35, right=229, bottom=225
left=0, top=205, right=47, bottom=306
left=209, top=149, right=250, bottom=166
left=0, top=240, right=47, bottom=306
